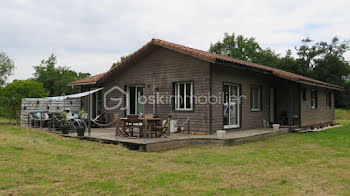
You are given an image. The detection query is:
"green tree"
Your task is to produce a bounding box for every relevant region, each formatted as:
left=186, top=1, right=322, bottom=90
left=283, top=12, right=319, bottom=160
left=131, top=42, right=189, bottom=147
left=210, top=33, right=350, bottom=108
left=0, top=79, right=48, bottom=118
left=33, top=54, right=90, bottom=96
left=111, top=55, right=130, bottom=68
left=305, top=37, right=350, bottom=108
left=209, top=33, right=281, bottom=68
left=0, top=50, right=15, bottom=86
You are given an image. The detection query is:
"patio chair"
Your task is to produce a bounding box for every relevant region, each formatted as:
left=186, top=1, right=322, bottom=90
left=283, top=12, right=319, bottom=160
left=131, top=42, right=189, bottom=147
left=114, top=114, right=129, bottom=137
left=29, top=112, right=40, bottom=127
left=48, top=113, right=63, bottom=131
left=152, top=117, right=169, bottom=138
left=126, top=115, right=143, bottom=138
left=29, top=111, right=50, bottom=128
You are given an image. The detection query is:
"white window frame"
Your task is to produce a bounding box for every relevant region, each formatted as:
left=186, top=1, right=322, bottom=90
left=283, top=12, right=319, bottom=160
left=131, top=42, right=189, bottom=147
left=126, top=85, right=144, bottom=115
left=223, top=83, right=240, bottom=129
left=175, top=82, right=193, bottom=111
left=251, top=86, right=261, bottom=111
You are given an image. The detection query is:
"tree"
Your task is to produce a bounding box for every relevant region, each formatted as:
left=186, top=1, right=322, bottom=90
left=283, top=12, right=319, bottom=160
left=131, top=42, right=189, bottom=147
left=306, top=37, right=350, bottom=108
left=0, top=79, right=48, bottom=118
left=210, top=33, right=350, bottom=108
left=0, top=50, right=15, bottom=86
left=209, top=33, right=281, bottom=68
left=111, top=55, right=130, bottom=68
left=33, top=54, right=90, bottom=97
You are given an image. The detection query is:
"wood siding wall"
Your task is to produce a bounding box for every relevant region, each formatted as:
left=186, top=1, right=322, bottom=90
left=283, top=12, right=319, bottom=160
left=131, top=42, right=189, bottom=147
left=79, top=47, right=336, bottom=133
left=85, top=47, right=211, bottom=132
left=300, top=84, right=335, bottom=126
left=211, top=64, right=272, bottom=131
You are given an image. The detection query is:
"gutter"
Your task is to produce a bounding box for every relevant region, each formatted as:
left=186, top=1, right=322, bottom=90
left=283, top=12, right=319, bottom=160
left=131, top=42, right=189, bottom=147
left=68, top=82, right=97, bottom=87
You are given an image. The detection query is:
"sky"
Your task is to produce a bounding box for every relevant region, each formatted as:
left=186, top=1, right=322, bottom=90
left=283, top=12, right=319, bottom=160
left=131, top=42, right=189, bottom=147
left=1, top=0, right=350, bottom=82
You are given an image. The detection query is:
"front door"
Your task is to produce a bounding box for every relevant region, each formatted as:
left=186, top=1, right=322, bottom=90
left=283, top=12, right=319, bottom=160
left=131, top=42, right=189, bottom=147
left=223, top=83, right=240, bottom=128
left=127, top=86, right=144, bottom=115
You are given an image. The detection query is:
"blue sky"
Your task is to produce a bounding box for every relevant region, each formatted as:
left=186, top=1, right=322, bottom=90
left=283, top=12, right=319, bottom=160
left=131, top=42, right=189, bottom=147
left=1, top=0, right=349, bottom=82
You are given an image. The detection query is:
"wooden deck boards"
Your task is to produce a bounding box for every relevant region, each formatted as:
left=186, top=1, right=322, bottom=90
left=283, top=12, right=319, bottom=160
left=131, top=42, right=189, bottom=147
left=47, top=127, right=290, bottom=152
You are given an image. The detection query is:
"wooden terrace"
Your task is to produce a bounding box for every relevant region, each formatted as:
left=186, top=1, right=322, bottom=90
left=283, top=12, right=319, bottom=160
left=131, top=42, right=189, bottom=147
left=55, top=127, right=289, bottom=152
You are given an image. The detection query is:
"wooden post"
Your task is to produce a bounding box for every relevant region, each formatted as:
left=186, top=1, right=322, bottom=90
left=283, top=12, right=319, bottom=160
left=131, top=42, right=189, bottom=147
left=88, top=92, right=91, bottom=136
left=40, top=113, right=43, bottom=130
left=53, top=114, right=56, bottom=131
left=16, top=112, right=19, bottom=126
left=166, top=115, right=171, bottom=137
left=187, top=117, right=191, bottom=134
left=114, top=114, right=120, bottom=136
left=143, top=118, right=148, bottom=138
left=27, top=113, right=30, bottom=127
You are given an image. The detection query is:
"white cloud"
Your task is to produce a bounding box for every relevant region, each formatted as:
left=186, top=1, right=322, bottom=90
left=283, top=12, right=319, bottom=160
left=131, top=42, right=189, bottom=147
left=1, top=0, right=349, bottom=82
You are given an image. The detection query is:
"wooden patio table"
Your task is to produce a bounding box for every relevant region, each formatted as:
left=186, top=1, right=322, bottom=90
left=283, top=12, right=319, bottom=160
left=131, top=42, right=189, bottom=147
left=120, top=117, right=162, bottom=138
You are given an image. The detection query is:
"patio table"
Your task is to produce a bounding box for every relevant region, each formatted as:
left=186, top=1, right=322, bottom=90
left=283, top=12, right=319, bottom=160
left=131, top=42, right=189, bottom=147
left=120, top=117, right=162, bottom=138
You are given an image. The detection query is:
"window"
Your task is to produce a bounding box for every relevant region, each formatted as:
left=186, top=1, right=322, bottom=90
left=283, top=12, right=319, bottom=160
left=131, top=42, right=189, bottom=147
left=311, top=88, right=317, bottom=109
left=251, top=86, right=262, bottom=111
left=223, top=83, right=240, bottom=128
left=127, top=86, right=144, bottom=115
left=326, top=91, right=332, bottom=108
left=174, top=82, right=193, bottom=110
left=302, top=88, right=306, bottom=101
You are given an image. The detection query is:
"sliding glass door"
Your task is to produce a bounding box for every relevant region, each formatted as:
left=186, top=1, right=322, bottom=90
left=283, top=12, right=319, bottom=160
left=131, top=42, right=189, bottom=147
left=223, top=83, right=240, bottom=128
left=127, top=86, right=144, bottom=115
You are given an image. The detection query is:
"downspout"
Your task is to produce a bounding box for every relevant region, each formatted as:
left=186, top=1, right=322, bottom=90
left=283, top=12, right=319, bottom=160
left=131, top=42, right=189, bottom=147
left=209, top=63, right=213, bottom=135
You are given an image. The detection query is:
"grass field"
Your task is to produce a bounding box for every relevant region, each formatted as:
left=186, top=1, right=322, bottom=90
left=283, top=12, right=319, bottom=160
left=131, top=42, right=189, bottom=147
left=0, top=117, right=16, bottom=124
left=336, top=109, right=350, bottom=120
left=0, top=117, right=349, bottom=195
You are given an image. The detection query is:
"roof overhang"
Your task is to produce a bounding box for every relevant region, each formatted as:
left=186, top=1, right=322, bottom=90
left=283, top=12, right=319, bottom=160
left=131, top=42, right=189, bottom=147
left=68, top=81, right=96, bottom=87
left=296, top=80, right=343, bottom=91
left=68, top=38, right=343, bottom=91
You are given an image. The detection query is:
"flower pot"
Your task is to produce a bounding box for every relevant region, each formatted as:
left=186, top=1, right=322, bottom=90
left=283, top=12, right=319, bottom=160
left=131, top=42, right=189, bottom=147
left=76, top=127, right=86, bottom=137
left=272, top=124, right=280, bottom=131
left=61, top=126, right=70, bottom=134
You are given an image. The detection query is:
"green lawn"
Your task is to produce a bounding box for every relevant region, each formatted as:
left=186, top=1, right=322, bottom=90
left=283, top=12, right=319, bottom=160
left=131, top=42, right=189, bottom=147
left=0, top=121, right=349, bottom=195
left=0, top=117, right=16, bottom=124
left=336, top=109, right=350, bottom=120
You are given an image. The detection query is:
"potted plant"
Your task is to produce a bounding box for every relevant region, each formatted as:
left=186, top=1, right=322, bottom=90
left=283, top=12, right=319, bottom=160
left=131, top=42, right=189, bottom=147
left=330, top=120, right=334, bottom=126
left=61, top=112, right=70, bottom=134
left=320, top=123, right=324, bottom=128
left=311, top=122, right=315, bottom=130
left=76, top=110, right=86, bottom=137
left=76, top=126, right=86, bottom=137
left=78, top=109, right=85, bottom=119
